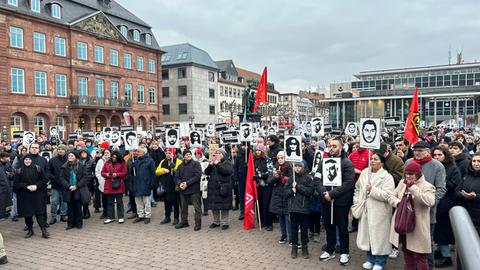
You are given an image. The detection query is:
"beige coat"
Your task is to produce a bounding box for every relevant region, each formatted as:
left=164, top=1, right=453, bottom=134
left=389, top=176, right=436, bottom=254
left=353, top=167, right=395, bottom=255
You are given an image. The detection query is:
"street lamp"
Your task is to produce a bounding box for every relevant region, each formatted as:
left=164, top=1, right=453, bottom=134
left=189, top=115, right=195, bottom=125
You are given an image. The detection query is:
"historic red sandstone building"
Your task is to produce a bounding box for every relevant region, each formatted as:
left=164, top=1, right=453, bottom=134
left=0, top=0, right=162, bottom=139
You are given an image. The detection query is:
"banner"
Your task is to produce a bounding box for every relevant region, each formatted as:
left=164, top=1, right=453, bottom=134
left=404, top=87, right=420, bottom=145
left=244, top=149, right=257, bottom=230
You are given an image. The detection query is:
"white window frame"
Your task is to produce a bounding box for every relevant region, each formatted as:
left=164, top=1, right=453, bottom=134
left=95, top=79, right=104, bottom=98
left=9, top=27, right=23, bottom=49
left=55, top=74, right=67, bottom=97
left=111, top=81, right=119, bottom=99
left=8, top=0, right=18, bottom=7
left=149, top=59, right=156, bottom=73
left=145, top=34, right=152, bottom=45
left=124, top=83, right=132, bottom=101
left=133, top=30, right=140, bottom=42
left=124, top=53, right=132, bottom=69
left=52, top=3, right=61, bottom=19
left=31, top=0, right=40, bottom=13
left=54, top=37, right=66, bottom=57
left=119, top=25, right=128, bottom=37
left=34, top=71, right=47, bottom=96
left=77, top=42, right=88, bottom=60
left=33, top=32, right=46, bottom=53
left=136, top=56, right=144, bottom=72
left=94, top=45, right=104, bottom=63
left=10, top=68, right=25, bottom=94
left=110, top=49, right=118, bottom=66
left=137, top=85, right=145, bottom=103
left=78, top=77, right=88, bottom=96
left=149, top=87, right=156, bottom=104
left=11, top=115, right=23, bottom=131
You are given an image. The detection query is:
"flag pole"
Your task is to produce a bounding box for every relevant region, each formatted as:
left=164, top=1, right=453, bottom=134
left=255, top=200, right=262, bottom=231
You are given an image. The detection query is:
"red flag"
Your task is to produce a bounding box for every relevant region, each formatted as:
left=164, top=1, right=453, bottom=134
left=243, top=149, right=257, bottom=230
left=404, top=87, right=420, bottom=145
left=253, top=67, right=267, bottom=112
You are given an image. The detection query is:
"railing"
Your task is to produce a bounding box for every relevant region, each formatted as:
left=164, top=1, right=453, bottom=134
left=359, top=85, right=480, bottom=97
left=70, top=96, right=131, bottom=109
left=449, top=206, right=480, bottom=270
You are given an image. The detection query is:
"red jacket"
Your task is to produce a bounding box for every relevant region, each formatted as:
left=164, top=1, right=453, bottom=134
left=348, top=148, right=372, bottom=183
left=101, top=160, right=127, bottom=194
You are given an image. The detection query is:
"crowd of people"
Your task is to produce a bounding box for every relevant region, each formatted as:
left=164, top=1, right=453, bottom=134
left=0, top=126, right=479, bottom=270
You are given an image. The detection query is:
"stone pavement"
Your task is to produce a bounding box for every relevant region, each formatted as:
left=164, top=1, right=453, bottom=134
left=0, top=203, right=456, bottom=270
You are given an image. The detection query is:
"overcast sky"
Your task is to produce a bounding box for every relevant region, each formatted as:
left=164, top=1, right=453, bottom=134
left=117, top=0, right=480, bottom=93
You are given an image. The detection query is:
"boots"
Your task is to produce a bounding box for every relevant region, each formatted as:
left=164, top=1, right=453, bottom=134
left=301, top=245, right=309, bottom=259
left=291, top=245, right=298, bottom=259
left=41, top=227, right=50, bottom=239
left=24, top=228, right=34, bottom=238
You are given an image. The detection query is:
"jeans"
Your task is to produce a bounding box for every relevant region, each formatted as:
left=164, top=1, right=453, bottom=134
left=279, top=214, right=291, bottom=241
left=106, top=193, right=125, bottom=219
left=67, top=195, right=83, bottom=227
left=10, top=192, right=17, bottom=218
left=180, top=192, right=202, bottom=226
left=212, top=210, right=229, bottom=226
left=135, top=196, right=151, bottom=218
left=0, top=233, right=5, bottom=258
left=437, top=244, right=451, bottom=257
left=367, top=251, right=388, bottom=267
left=50, top=189, right=67, bottom=220
left=290, top=212, right=309, bottom=245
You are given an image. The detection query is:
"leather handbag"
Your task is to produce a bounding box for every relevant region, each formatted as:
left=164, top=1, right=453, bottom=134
left=112, top=178, right=121, bottom=189
left=394, top=192, right=416, bottom=234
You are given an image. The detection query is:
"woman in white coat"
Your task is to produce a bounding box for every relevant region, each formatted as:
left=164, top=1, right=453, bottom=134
left=352, top=151, right=395, bottom=270
left=95, top=148, right=110, bottom=219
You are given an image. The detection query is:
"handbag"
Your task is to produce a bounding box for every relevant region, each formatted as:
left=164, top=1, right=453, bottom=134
left=112, top=178, right=121, bottom=189
left=351, top=190, right=366, bottom=219
left=394, top=192, right=416, bottom=234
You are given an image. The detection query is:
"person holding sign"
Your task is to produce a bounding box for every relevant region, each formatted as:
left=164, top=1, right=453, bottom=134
left=352, top=151, right=395, bottom=270
left=285, top=161, right=314, bottom=259
left=316, top=137, right=355, bottom=266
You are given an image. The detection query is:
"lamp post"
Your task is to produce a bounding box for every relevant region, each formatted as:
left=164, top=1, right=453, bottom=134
left=189, top=115, right=195, bottom=125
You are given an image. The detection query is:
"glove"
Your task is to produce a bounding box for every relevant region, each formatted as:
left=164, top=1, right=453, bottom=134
left=259, top=179, right=266, bottom=187
left=403, top=179, right=415, bottom=188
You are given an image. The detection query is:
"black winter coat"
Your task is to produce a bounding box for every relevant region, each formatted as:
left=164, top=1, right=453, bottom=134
left=84, top=157, right=98, bottom=193
left=285, top=170, right=314, bottom=215
left=268, top=143, right=283, bottom=165
left=48, top=154, right=67, bottom=190
left=14, top=164, right=47, bottom=217
left=253, top=156, right=273, bottom=186
left=205, top=159, right=233, bottom=210
left=157, top=158, right=181, bottom=201
left=0, top=162, right=12, bottom=218
left=455, top=152, right=470, bottom=179
left=456, top=166, right=480, bottom=235
left=59, top=162, right=90, bottom=204
left=268, top=162, right=292, bottom=215
left=314, top=151, right=355, bottom=207
left=233, top=150, right=248, bottom=185
left=175, top=159, right=202, bottom=195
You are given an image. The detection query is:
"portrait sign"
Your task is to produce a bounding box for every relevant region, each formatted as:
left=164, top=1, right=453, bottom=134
left=206, top=124, right=215, bottom=137
left=190, top=130, right=202, bottom=148
left=311, top=149, right=324, bottom=174
left=22, top=131, right=35, bottom=147
left=284, top=135, right=302, bottom=162
left=359, top=118, right=381, bottom=149
left=240, top=123, right=253, bottom=142
left=322, top=158, right=342, bottom=187
left=109, top=130, right=121, bottom=147
left=345, top=122, right=358, bottom=137
left=311, top=117, right=324, bottom=137
left=49, top=126, right=59, bottom=137
left=165, top=128, right=180, bottom=148
left=124, top=131, right=138, bottom=151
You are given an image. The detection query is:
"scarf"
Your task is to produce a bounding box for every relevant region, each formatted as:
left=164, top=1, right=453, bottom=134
left=68, top=163, right=77, bottom=186
left=413, top=155, right=433, bottom=166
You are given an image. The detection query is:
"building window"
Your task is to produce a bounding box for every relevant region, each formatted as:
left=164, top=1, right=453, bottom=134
left=34, top=71, right=47, bottom=96
left=179, top=103, right=187, bottom=115
left=110, top=49, right=118, bottom=66
left=33, top=32, right=46, bottom=53
left=77, top=42, right=87, bottom=60
left=111, top=81, right=119, bottom=99
left=124, top=53, right=132, bottom=69
left=55, top=74, right=67, bottom=97
left=177, top=52, right=188, bottom=60
left=94, top=46, right=104, bottom=63
left=137, top=85, right=145, bottom=103
left=78, top=77, right=88, bottom=96
left=178, top=86, right=187, bottom=96
left=95, top=79, right=104, bottom=98
left=208, top=71, right=215, bottom=82
left=162, top=87, right=169, bottom=97
left=33, top=116, right=45, bottom=134
left=11, top=115, right=23, bottom=131
left=124, top=83, right=132, bottom=101
left=54, top=37, right=66, bottom=56
left=8, top=0, right=18, bottom=6
left=145, top=34, right=152, bottom=45
left=31, top=0, right=40, bottom=13
left=149, top=59, right=156, bottom=73
left=9, top=27, right=23, bottom=48
left=133, top=30, right=140, bottom=42
left=178, top=67, right=186, bottom=78
left=149, top=87, right=156, bottom=104
left=220, top=86, right=224, bottom=96
left=163, top=104, right=170, bottom=115
left=162, top=69, right=169, bottom=80
left=136, top=56, right=144, bottom=71
left=119, top=25, right=127, bottom=37
left=51, top=3, right=61, bottom=19
left=209, top=105, right=215, bottom=115
left=10, top=68, right=25, bottom=94
left=209, top=88, right=215, bottom=98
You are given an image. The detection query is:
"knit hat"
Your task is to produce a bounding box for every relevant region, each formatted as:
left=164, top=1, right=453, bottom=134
left=57, top=144, right=67, bottom=151
left=68, top=151, right=80, bottom=159
left=166, top=148, right=176, bottom=156
left=277, top=151, right=285, bottom=158
left=195, top=148, right=203, bottom=156
left=100, top=141, right=110, bottom=150
left=294, top=160, right=305, bottom=168
left=77, top=140, right=85, bottom=148
left=317, top=140, right=326, bottom=150
left=404, top=162, right=422, bottom=177
left=182, top=149, right=192, bottom=157
left=215, top=148, right=227, bottom=157
left=255, top=143, right=265, bottom=152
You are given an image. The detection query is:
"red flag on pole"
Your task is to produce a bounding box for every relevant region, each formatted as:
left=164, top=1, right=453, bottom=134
left=253, top=67, right=267, bottom=112
left=243, top=149, right=257, bottom=230
left=404, top=87, right=420, bottom=145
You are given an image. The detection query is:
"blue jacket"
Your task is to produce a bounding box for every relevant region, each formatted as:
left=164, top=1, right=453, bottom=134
left=132, top=154, right=156, bottom=196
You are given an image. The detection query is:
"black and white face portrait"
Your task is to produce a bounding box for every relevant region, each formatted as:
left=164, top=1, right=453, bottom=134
left=285, top=136, right=301, bottom=160
left=190, top=131, right=201, bottom=145
left=240, top=123, right=252, bottom=141
left=362, top=120, right=377, bottom=144
left=322, top=158, right=342, bottom=186
left=304, top=121, right=312, bottom=133
left=110, top=131, right=120, bottom=144
left=312, top=150, right=323, bottom=171
left=325, top=159, right=338, bottom=181
left=268, top=127, right=276, bottom=135
left=167, top=129, right=179, bottom=146
left=125, top=131, right=137, bottom=148
left=50, top=127, right=58, bottom=136
left=313, top=118, right=322, bottom=134
left=347, top=123, right=357, bottom=135
left=272, top=121, right=278, bottom=130
left=41, top=151, right=52, bottom=161
left=206, top=124, right=215, bottom=136
left=23, top=131, right=35, bottom=145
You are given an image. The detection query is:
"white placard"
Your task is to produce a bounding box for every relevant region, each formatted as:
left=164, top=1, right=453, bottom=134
left=179, top=123, right=190, bottom=137
left=49, top=126, right=59, bottom=137
left=303, top=121, right=313, bottom=135
left=124, top=131, right=138, bottom=151
left=284, top=135, right=302, bottom=162
left=322, top=158, right=342, bottom=187
left=240, top=123, right=253, bottom=142
left=312, top=117, right=325, bottom=137
left=22, top=131, right=35, bottom=147
left=190, top=130, right=202, bottom=148
left=165, top=128, right=180, bottom=148
left=311, top=149, right=324, bottom=173
left=267, top=127, right=277, bottom=136
left=345, top=122, right=358, bottom=137
left=206, top=124, right=215, bottom=137
left=109, top=131, right=121, bottom=147
left=251, top=131, right=259, bottom=144
left=271, top=121, right=279, bottom=132
left=359, top=118, right=381, bottom=149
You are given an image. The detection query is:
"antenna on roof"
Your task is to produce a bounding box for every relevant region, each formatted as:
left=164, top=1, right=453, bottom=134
left=456, top=49, right=463, bottom=65
left=448, top=45, right=451, bottom=65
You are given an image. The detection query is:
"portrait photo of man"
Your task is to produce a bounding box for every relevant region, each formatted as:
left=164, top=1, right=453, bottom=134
left=206, top=124, right=215, bottom=137
left=362, top=119, right=377, bottom=144
left=110, top=131, right=120, bottom=145
left=241, top=123, right=252, bottom=141
left=345, top=122, right=358, bottom=136
left=23, top=131, right=35, bottom=146
left=125, top=131, right=138, bottom=149
left=166, top=129, right=179, bottom=147
left=312, top=117, right=323, bottom=136
left=322, top=158, right=342, bottom=186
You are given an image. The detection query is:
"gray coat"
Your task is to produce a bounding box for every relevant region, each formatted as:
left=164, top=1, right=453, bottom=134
left=406, top=158, right=446, bottom=224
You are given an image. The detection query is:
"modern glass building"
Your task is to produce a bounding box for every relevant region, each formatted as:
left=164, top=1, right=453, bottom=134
left=324, top=62, right=480, bottom=128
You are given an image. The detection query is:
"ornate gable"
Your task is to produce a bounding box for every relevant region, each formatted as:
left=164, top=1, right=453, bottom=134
left=71, top=12, right=127, bottom=42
